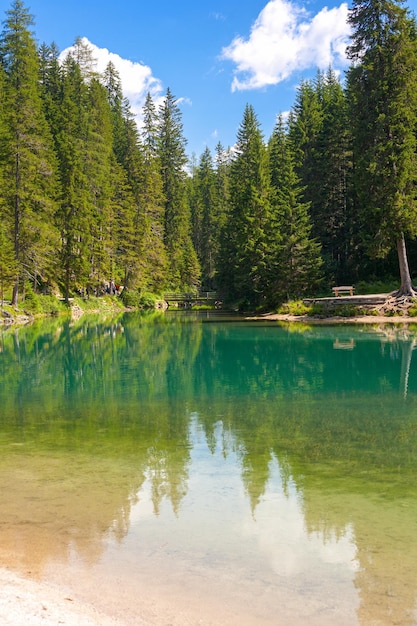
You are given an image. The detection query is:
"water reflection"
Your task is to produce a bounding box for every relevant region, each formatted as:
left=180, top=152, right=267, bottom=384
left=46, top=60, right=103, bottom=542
left=0, top=315, right=417, bottom=624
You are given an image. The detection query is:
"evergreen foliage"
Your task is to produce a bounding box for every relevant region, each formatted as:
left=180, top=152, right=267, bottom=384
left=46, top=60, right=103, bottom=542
left=289, top=71, right=353, bottom=283
left=0, top=222, right=17, bottom=306
left=0, top=0, right=59, bottom=305
left=347, top=0, right=417, bottom=294
left=268, top=116, right=323, bottom=302
left=189, top=147, right=219, bottom=289
left=218, top=105, right=273, bottom=307
left=158, top=88, right=200, bottom=288
left=0, top=0, right=417, bottom=309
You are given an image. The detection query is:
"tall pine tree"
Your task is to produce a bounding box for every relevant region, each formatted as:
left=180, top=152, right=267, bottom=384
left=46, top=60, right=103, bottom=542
left=347, top=0, right=417, bottom=295
left=218, top=105, right=272, bottom=307
left=268, top=116, right=323, bottom=303
left=158, top=88, right=199, bottom=289
left=138, top=92, right=168, bottom=291
left=56, top=56, right=92, bottom=299
left=0, top=0, right=59, bottom=305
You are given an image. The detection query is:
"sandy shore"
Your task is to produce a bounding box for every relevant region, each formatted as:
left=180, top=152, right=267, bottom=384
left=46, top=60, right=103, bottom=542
left=0, top=568, right=130, bottom=626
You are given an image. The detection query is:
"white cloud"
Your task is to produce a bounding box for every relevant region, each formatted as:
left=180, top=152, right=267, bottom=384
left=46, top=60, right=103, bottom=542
left=60, top=37, right=164, bottom=123
left=221, top=0, right=351, bottom=91
left=177, top=96, right=193, bottom=107
left=211, top=12, right=226, bottom=21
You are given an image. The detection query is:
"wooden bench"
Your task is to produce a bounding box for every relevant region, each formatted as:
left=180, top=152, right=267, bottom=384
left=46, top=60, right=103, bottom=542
left=332, top=286, right=354, bottom=297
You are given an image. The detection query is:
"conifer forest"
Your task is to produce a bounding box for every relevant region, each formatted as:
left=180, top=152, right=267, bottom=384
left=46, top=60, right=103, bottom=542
left=2, top=0, right=417, bottom=309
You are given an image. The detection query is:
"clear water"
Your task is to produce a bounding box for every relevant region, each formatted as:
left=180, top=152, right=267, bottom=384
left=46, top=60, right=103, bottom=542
left=1, top=312, right=417, bottom=625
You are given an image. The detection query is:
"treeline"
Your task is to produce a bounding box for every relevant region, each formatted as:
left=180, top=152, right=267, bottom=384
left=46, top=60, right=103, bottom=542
left=1, top=0, right=417, bottom=309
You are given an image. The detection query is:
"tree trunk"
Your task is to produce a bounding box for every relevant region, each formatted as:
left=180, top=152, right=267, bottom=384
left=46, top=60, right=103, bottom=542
left=396, top=232, right=416, bottom=296
left=11, top=151, right=20, bottom=308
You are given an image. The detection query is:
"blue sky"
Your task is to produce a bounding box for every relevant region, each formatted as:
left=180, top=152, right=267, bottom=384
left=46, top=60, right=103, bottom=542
left=7, top=0, right=417, bottom=157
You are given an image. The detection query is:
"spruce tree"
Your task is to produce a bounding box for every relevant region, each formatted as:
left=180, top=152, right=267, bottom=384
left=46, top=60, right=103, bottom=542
left=138, top=92, right=168, bottom=291
left=315, top=69, right=352, bottom=282
left=116, top=98, right=147, bottom=289
left=85, top=77, right=114, bottom=291
left=0, top=0, right=59, bottom=305
left=190, top=147, right=218, bottom=289
left=218, top=105, right=272, bottom=307
left=268, top=116, right=323, bottom=303
left=109, top=158, right=137, bottom=287
left=103, top=61, right=127, bottom=164
left=102, top=63, right=139, bottom=288
left=56, top=56, right=92, bottom=299
left=157, top=88, right=199, bottom=289
left=347, top=0, right=417, bottom=295
left=38, top=42, right=62, bottom=130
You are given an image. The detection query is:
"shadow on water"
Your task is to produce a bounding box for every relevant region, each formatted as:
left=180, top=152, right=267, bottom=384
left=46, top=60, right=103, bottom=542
left=1, top=312, right=417, bottom=624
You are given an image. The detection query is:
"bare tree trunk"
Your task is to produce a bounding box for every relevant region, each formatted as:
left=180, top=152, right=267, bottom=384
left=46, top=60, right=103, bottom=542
left=396, top=232, right=416, bottom=297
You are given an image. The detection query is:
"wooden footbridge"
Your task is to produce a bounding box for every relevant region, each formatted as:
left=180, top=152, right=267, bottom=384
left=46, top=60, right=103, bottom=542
left=164, top=291, right=219, bottom=307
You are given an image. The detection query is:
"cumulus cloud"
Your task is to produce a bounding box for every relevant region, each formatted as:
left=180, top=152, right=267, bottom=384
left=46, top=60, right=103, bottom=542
left=221, top=0, right=350, bottom=91
left=60, top=37, right=164, bottom=122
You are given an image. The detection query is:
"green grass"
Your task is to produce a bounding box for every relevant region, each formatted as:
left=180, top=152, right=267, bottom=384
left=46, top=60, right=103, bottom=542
left=354, top=279, right=398, bottom=295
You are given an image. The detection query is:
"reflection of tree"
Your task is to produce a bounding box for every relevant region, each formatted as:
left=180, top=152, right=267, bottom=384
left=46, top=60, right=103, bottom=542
left=2, top=318, right=417, bottom=622
left=376, top=326, right=417, bottom=398
left=198, top=385, right=417, bottom=625
left=0, top=313, right=200, bottom=573
left=0, top=450, right=144, bottom=576
left=398, top=337, right=417, bottom=399
left=299, top=478, right=417, bottom=625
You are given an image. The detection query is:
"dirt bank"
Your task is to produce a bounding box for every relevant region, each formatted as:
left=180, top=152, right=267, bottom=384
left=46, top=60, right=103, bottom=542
left=250, top=312, right=417, bottom=325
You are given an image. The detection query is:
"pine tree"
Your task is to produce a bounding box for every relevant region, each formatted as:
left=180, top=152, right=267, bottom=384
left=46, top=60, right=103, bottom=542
left=138, top=92, right=168, bottom=291
left=190, top=147, right=218, bottom=289
left=109, top=158, right=137, bottom=287
left=347, top=0, right=417, bottom=295
left=289, top=79, right=323, bottom=204
left=291, top=70, right=353, bottom=283
left=56, top=56, right=92, bottom=299
left=68, top=36, right=97, bottom=79
left=103, top=61, right=127, bottom=164
left=116, top=98, right=147, bottom=289
left=218, top=105, right=272, bottom=307
left=85, top=77, right=114, bottom=291
left=38, top=42, right=62, bottom=129
left=0, top=0, right=59, bottom=305
left=158, top=88, right=199, bottom=289
left=214, top=142, right=231, bottom=293
left=315, top=69, right=352, bottom=282
left=268, top=116, right=323, bottom=303
left=102, top=63, right=139, bottom=288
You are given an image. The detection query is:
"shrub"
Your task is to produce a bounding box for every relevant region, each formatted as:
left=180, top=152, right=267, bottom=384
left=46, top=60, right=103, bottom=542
left=23, top=284, right=42, bottom=313
left=138, top=292, right=157, bottom=309
left=408, top=299, right=417, bottom=317
left=277, top=300, right=311, bottom=316
left=120, top=290, right=140, bottom=308
left=39, top=295, right=66, bottom=315
left=355, top=279, right=397, bottom=295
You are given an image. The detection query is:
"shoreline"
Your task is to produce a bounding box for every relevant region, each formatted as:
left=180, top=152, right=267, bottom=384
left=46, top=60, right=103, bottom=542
left=250, top=312, right=417, bottom=324
left=0, top=568, right=128, bottom=625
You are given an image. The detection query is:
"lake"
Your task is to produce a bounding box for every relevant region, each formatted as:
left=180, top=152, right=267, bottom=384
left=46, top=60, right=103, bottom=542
left=0, top=311, right=417, bottom=625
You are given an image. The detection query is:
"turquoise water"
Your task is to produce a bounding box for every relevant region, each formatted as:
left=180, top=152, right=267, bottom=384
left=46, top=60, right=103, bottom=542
left=1, top=312, right=417, bottom=625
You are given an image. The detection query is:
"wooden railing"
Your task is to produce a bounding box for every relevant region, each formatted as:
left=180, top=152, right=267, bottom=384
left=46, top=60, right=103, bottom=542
left=164, top=291, right=218, bottom=302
